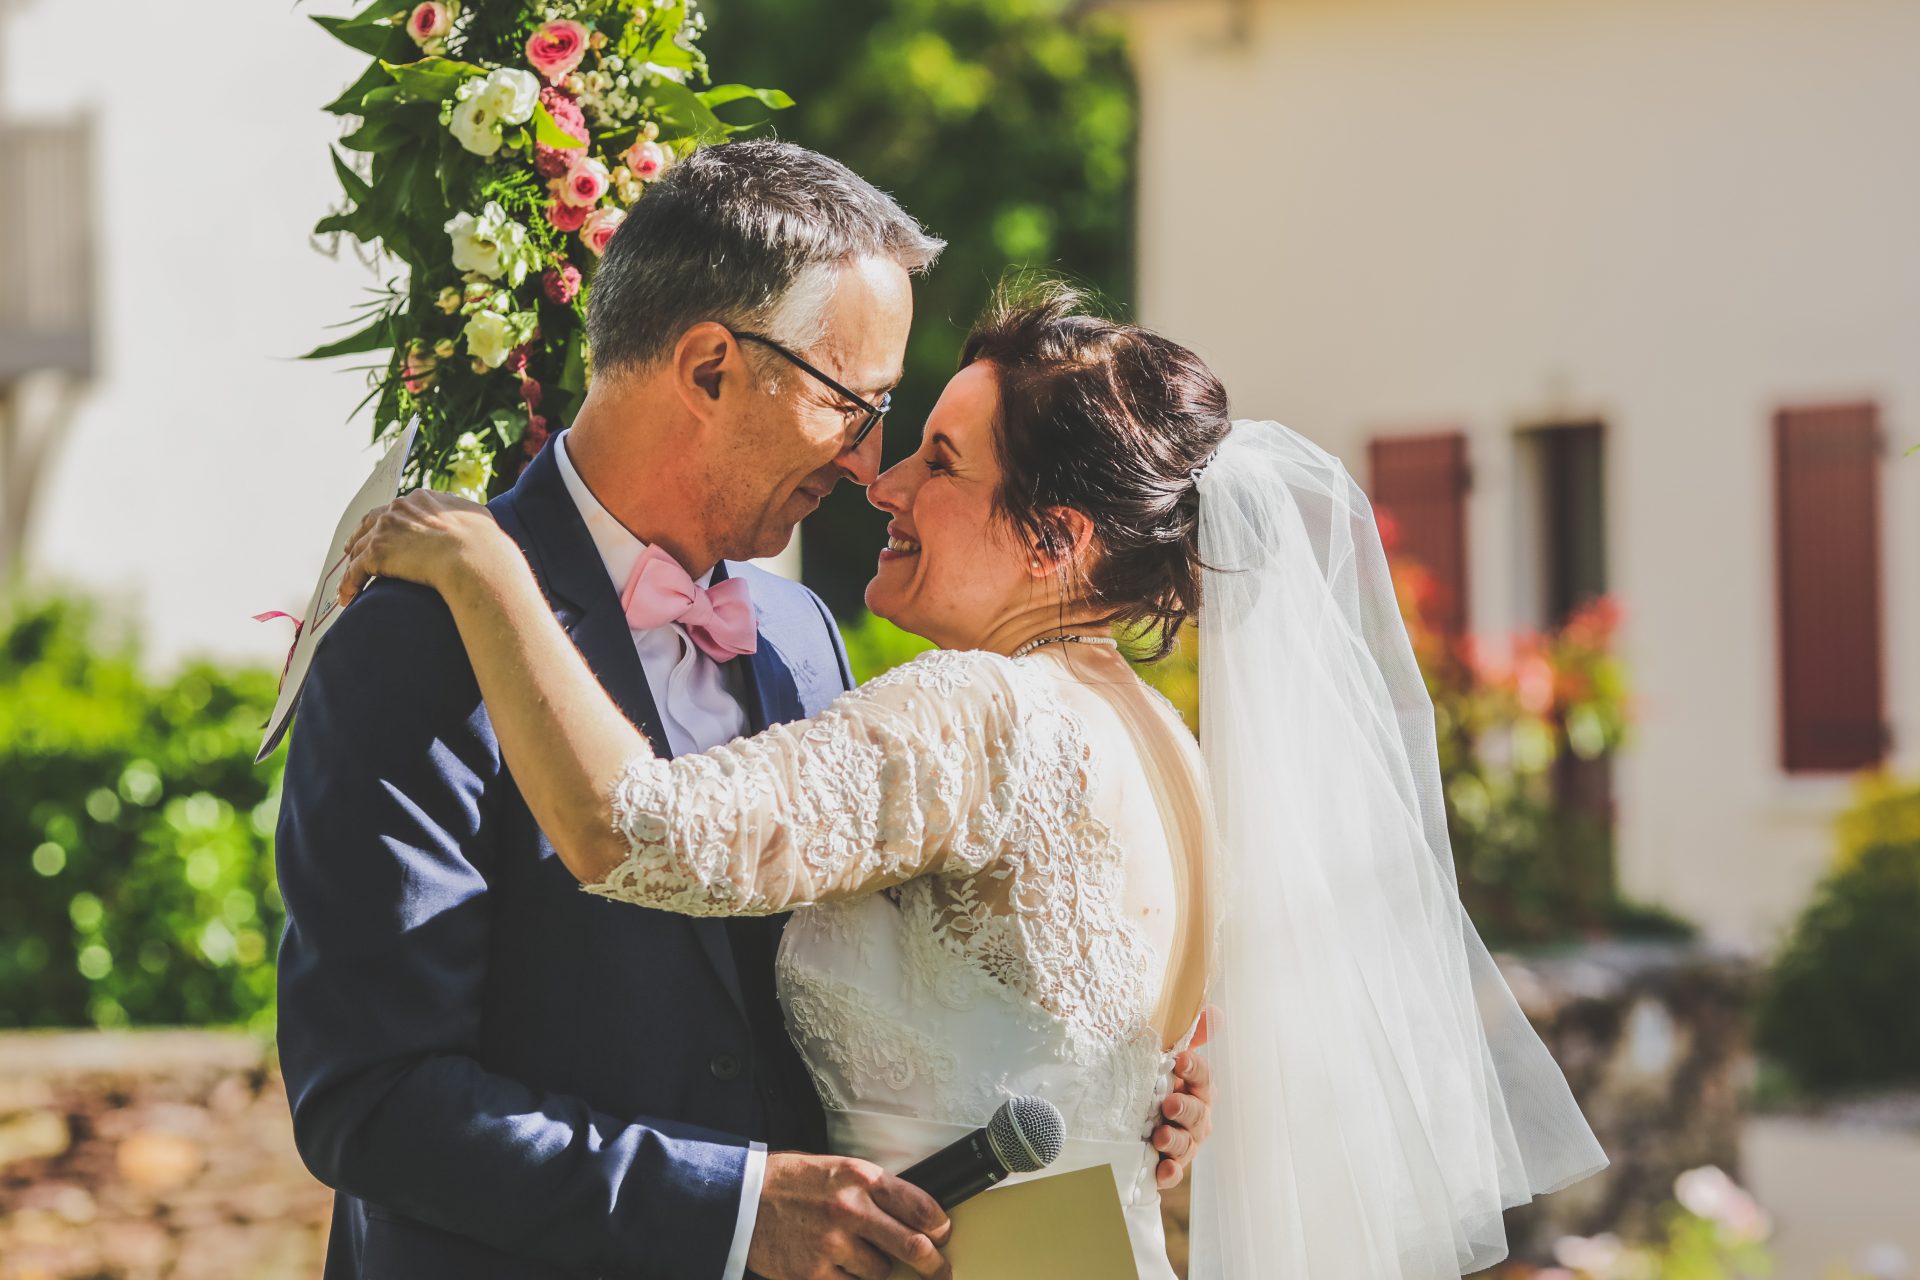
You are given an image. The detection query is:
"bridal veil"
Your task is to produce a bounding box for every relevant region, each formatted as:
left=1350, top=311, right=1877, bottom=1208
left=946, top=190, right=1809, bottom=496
left=1184, top=421, right=1607, bottom=1278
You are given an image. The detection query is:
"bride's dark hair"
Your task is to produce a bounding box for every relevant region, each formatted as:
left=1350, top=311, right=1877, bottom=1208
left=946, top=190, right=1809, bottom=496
left=960, top=277, right=1231, bottom=661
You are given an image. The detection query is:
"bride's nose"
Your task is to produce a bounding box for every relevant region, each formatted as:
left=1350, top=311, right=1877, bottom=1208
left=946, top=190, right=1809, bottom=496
left=867, top=458, right=912, bottom=515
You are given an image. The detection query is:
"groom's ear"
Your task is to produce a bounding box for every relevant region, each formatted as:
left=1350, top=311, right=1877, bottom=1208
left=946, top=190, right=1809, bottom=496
left=674, top=322, right=736, bottom=413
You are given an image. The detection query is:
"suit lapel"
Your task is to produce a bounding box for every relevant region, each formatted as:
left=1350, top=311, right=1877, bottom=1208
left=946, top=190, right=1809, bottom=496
left=497, top=448, right=747, bottom=1019
left=715, top=561, right=803, bottom=735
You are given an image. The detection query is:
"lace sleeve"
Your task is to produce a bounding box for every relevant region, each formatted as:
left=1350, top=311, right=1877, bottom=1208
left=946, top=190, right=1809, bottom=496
left=584, top=650, right=1040, bottom=916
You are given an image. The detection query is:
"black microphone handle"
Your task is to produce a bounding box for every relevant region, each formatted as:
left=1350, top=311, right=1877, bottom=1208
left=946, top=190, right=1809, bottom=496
left=898, top=1127, right=1009, bottom=1210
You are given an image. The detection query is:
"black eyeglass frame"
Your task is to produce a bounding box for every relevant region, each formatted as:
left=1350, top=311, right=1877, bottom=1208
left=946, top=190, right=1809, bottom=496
left=731, top=330, right=892, bottom=452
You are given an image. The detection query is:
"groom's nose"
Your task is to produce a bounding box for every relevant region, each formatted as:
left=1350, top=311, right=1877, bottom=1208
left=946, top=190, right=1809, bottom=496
left=835, top=424, right=885, bottom=487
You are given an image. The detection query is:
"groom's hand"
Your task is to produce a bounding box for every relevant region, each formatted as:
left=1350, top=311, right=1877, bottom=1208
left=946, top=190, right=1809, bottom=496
left=1153, top=1004, right=1219, bottom=1190
left=747, top=1151, right=952, bottom=1280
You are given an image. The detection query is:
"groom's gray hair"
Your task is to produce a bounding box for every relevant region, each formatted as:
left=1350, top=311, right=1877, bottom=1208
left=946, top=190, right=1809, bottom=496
left=586, top=139, right=944, bottom=378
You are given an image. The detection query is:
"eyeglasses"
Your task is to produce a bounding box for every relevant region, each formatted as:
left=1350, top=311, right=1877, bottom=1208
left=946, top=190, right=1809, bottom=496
left=731, top=330, right=892, bottom=452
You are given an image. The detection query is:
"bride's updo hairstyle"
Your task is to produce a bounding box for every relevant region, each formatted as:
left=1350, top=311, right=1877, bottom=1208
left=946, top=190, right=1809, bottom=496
left=959, top=279, right=1230, bottom=661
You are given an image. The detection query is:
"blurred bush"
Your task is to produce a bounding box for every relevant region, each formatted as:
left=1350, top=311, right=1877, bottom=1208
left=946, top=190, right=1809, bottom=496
left=841, top=611, right=935, bottom=685
left=1755, top=776, right=1920, bottom=1093
left=0, top=595, right=283, bottom=1033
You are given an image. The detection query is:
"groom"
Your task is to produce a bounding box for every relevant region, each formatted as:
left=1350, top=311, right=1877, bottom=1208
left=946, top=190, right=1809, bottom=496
left=275, top=140, right=1209, bottom=1280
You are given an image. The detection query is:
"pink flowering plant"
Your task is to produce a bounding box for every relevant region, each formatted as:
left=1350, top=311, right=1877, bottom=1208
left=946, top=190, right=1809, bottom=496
left=306, top=0, right=790, bottom=494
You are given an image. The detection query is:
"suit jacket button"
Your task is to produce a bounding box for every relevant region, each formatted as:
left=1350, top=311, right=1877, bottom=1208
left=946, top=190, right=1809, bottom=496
left=709, top=1052, right=741, bottom=1081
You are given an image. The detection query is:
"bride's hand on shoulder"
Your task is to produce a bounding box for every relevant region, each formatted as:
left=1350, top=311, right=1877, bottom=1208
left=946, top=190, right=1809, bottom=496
left=336, top=489, right=518, bottom=609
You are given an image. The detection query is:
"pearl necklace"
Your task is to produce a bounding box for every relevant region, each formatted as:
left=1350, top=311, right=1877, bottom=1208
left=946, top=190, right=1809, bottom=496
left=1010, top=632, right=1120, bottom=660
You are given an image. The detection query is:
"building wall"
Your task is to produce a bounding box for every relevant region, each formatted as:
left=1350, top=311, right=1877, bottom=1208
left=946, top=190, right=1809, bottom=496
left=1121, top=0, right=1920, bottom=944
left=1, top=1, right=442, bottom=671
left=0, top=0, right=801, bottom=673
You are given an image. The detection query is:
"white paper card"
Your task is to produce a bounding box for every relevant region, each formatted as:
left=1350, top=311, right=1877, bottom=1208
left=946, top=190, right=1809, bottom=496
left=256, top=422, right=418, bottom=762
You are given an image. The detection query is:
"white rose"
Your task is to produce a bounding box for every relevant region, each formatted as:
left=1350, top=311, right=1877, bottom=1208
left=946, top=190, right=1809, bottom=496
left=462, top=310, right=517, bottom=370
left=449, top=93, right=503, bottom=157
left=479, top=67, right=539, bottom=126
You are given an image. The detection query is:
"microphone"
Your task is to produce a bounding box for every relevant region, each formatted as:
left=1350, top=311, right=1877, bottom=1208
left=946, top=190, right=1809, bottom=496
left=899, top=1096, right=1066, bottom=1210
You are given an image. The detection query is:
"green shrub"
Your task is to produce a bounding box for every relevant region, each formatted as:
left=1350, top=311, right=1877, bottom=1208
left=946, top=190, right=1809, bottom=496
left=1756, top=829, right=1920, bottom=1092
left=0, top=595, right=283, bottom=1033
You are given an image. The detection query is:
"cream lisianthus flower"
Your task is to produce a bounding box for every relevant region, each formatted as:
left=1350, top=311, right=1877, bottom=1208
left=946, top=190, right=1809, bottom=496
left=449, top=94, right=504, bottom=157
left=437, top=432, right=495, bottom=501
left=445, top=203, right=536, bottom=286
left=462, top=310, right=518, bottom=370
left=448, top=68, right=539, bottom=156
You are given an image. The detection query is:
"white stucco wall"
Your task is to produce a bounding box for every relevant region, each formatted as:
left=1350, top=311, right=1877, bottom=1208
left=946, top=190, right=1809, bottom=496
left=1121, top=0, right=1920, bottom=945
left=2, top=1, right=439, bottom=671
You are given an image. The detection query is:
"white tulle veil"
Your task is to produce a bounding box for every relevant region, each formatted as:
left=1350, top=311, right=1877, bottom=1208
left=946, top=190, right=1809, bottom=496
left=1184, top=420, right=1608, bottom=1278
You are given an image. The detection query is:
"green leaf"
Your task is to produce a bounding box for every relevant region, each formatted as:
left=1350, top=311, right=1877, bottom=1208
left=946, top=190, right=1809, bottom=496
left=559, top=332, right=587, bottom=394
left=330, top=149, right=372, bottom=205
left=379, top=56, right=485, bottom=103
left=343, top=0, right=412, bottom=28
left=310, top=14, right=409, bottom=59
left=486, top=407, right=528, bottom=448
left=531, top=102, right=587, bottom=150
left=323, top=61, right=391, bottom=116
left=339, top=115, right=406, bottom=153
left=647, top=79, right=728, bottom=146
left=698, top=85, right=795, bottom=112
left=301, top=313, right=395, bottom=360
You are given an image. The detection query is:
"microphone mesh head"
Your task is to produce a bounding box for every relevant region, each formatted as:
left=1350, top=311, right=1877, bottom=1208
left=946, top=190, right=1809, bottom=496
left=986, top=1095, right=1066, bottom=1174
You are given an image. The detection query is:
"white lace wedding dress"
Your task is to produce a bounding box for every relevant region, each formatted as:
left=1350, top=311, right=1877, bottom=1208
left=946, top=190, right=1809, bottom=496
left=587, top=645, right=1213, bottom=1280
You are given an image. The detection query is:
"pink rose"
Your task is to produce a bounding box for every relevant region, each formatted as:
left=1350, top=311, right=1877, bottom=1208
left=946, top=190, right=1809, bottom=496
left=556, top=154, right=609, bottom=208
left=622, top=139, right=668, bottom=182
left=525, top=20, right=589, bottom=85
left=541, top=263, right=582, bottom=305
left=401, top=345, right=437, bottom=395
left=407, top=2, right=452, bottom=45
left=545, top=199, right=590, bottom=233
left=580, top=207, right=625, bottom=257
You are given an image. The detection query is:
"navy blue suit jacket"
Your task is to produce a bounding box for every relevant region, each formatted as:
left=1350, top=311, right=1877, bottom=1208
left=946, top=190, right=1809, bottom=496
left=275, top=444, right=849, bottom=1278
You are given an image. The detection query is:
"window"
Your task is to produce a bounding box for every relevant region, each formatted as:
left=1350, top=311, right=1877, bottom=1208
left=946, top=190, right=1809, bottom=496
left=1775, top=403, right=1887, bottom=773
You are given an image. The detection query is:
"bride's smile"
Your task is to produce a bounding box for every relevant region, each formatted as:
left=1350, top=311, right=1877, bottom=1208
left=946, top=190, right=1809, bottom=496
left=865, top=361, right=1098, bottom=655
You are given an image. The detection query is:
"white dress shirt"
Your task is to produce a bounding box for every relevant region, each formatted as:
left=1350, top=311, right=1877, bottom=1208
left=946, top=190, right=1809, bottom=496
left=553, top=430, right=767, bottom=1280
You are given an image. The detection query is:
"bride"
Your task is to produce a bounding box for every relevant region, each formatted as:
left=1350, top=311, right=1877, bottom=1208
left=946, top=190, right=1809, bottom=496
left=336, top=282, right=1606, bottom=1278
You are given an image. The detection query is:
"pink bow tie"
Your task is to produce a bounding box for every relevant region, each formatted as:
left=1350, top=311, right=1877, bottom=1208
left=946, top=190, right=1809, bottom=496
left=619, top=544, right=758, bottom=663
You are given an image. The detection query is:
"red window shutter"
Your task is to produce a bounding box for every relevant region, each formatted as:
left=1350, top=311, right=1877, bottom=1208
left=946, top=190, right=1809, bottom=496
left=1775, top=403, right=1886, bottom=773
left=1369, top=432, right=1471, bottom=636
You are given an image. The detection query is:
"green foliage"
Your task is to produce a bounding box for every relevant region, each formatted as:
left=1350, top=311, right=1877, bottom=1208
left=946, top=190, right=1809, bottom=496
left=0, top=596, right=283, bottom=1033
left=309, top=0, right=787, bottom=494
left=700, top=0, right=1138, bottom=614
left=1756, top=791, right=1920, bottom=1092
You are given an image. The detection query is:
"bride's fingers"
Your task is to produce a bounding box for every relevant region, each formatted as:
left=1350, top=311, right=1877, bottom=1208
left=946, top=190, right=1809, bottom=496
left=1155, top=1153, right=1185, bottom=1190
left=1152, top=1120, right=1194, bottom=1161
left=1173, top=1049, right=1214, bottom=1104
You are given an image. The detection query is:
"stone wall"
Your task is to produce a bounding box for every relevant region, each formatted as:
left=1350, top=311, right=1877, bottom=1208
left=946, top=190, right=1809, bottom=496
left=0, top=1031, right=328, bottom=1280
left=0, top=940, right=1749, bottom=1279
left=1498, top=941, right=1754, bottom=1255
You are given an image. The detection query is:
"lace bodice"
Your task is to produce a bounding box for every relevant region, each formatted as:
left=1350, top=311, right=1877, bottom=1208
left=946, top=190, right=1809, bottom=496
left=589, top=647, right=1191, bottom=1145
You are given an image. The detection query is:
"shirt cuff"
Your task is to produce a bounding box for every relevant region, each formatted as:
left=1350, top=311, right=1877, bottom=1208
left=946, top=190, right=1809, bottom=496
left=722, top=1141, right=768, bottom=1280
